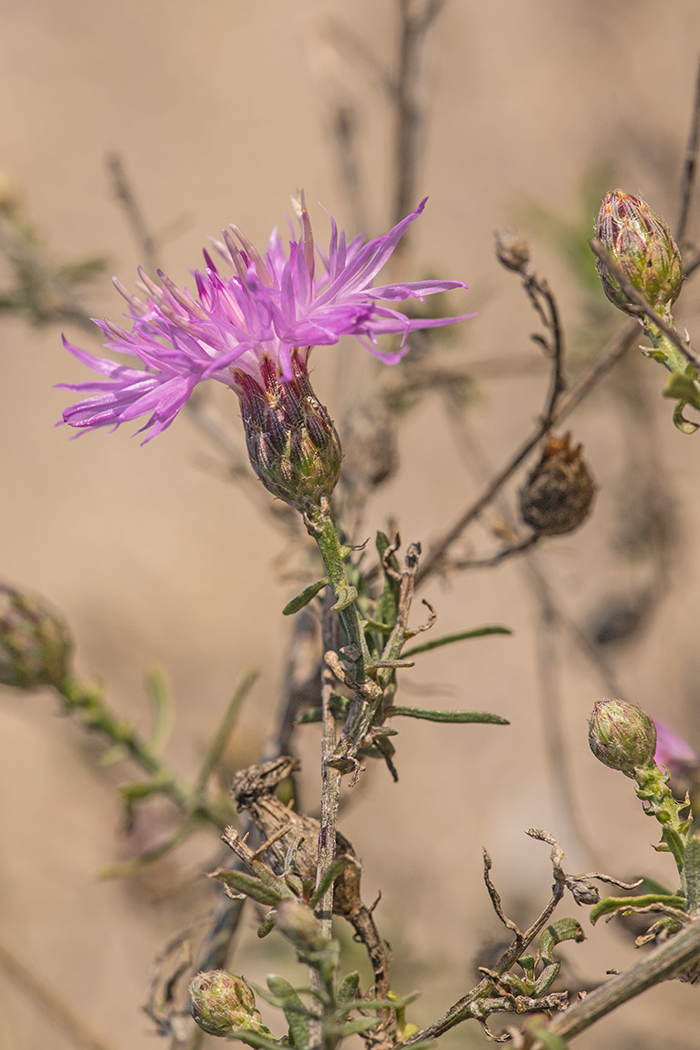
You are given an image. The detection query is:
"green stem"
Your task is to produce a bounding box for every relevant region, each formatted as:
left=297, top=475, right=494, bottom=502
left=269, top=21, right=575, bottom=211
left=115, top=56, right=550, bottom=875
left=646, top=321, right=694, bottom=376
left=308, top=512, right=367, bottom=660
left=634, top=762, right=689, bottom=872
left=58, top=675, right=227, bottom=829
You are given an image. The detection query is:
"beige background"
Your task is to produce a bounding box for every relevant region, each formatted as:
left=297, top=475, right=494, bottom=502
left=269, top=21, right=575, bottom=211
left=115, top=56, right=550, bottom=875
left=1, top=1, right=700, bottom=1048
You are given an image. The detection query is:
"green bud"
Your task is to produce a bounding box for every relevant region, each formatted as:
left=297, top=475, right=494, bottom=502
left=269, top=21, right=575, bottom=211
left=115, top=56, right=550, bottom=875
left=588, top=697, right=657, bottom=778
left=0, top=584, right=72, bottom=690
left=274, top=900, right=326, bottom=952
left=595, top=190, right=683, bottom=316
left=235, top=350, right=341, bottom=518
left=188, top=970, right=272, bottom=1038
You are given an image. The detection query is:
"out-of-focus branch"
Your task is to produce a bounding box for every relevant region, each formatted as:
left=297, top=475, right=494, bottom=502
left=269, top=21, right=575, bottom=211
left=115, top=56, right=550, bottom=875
left=392, top=0, right=448, bottom=236
left=106, top=154, right=159, bottom=276
left=415, top=317, right=639, bottom=586
left=676, top=54, right=700, bottom=245
left=540, top=918, right=700, bottom=1044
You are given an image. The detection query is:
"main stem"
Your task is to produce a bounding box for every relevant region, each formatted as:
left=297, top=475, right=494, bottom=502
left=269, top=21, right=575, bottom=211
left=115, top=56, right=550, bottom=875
left=546, top=918, right=700, bottom=1042
left=308, top=507, right=369, bottom=912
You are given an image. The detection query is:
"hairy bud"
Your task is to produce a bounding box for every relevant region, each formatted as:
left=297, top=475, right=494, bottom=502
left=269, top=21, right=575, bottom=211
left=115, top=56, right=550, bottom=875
left=235, top=351, right=341, bottom=517
left=519, top=434, right=595, bottom=536
left=0, top=584, right=72, bottom=690
left=189, top=970, right=271, bottom=1038
left=588, top=697, right=657, bottom=778
left=595, top=190, right=683, bottom=316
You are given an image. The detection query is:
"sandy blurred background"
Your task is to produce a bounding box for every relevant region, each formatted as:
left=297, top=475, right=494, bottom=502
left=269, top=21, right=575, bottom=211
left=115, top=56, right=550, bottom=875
left=2, top=1, right=700, bottom=1048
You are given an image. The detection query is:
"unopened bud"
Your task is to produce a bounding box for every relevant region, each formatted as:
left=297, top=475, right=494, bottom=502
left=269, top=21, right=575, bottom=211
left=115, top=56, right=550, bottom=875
left=494, top=230, right=530, bottom=273
left=0, top=584, right=72, bottom=690
left=189, top=970, right=271, bottom=1038
left=588, top=697, right=657, bottom=778
left=274, top=900, right=326, bottom=952
left=595, top=190, right=683, bottom=316
left=519, top=434, right=595, bottom=536
left=235, top=350, right=341, bottom=518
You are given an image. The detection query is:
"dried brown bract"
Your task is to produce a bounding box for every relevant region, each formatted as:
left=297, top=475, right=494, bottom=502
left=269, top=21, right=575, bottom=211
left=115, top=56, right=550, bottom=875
left=519, top=434, right=595, bottom=537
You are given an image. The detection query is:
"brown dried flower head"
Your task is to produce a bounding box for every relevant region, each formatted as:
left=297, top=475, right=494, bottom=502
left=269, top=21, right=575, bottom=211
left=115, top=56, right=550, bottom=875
left=519, top=434, right=595, bottom=536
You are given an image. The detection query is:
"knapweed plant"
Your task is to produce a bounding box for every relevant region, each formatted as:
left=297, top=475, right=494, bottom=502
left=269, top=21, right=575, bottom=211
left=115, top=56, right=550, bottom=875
left=1, top=166, right=699, bottom=1050
left=3, top=17, right=700, bottom=1045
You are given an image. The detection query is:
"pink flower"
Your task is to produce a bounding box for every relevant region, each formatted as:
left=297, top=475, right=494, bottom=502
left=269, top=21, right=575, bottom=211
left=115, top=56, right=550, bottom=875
left=59, top=197, right=472, bottom=441
left=653, top=718, right=698, bottom=772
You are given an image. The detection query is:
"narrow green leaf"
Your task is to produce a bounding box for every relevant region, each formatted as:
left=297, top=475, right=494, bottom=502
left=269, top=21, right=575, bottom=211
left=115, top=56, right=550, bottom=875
left=533, top=962, right=560, bottom=997
left=374, top=531, right=400, bottom=628
left=267, top=975, right=311, bottom=1049
left=144, top=665, right=175, bottom=754
left=118, top=779, right=171, bottom=802
left=194, top=668, right=258, bottom=793
left=363, top=619, right=394, bottom=633
left=353, top=993, right=418, bottom=1011
left=401, top=625, right=512, bottom=658
left=590, top=893, right=686, bottom=925
left=98, top=821, right=194, bottom=879
left=526, top=1021, right=569, bottom=1050
left=228, top=1028, right=286, bottom=1050
left=683, top=838, right=700, bottom=915
left=336, top=971, right=361, bottom=1005
left=310, top=856, right=357, bottom=908
left=257, top=913, right=276, bottom=938
left=330, top=1018, right=378, bottom=1038
left=671, top=399, right=699, bottom=434
left=283, top=578, right=329, bottom=616
left=387, top=706, right=509, bottom=725
left=539, top=917, right=585, bottom=962
left=208, top=868, right=285, bottom=906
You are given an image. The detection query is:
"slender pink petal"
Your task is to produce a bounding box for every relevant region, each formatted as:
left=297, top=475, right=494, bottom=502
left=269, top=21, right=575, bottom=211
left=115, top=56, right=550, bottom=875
left=59, top=196, right=471, bottom=440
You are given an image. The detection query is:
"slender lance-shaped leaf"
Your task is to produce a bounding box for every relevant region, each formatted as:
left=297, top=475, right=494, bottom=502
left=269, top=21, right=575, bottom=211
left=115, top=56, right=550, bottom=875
left=539, top=918, right=585, bottom=962
left=401, top=625, right=512, bottom=658
left=228, top=1029, right=286, bottom=1050
left=682, top=838, right=700, bottom=916
left=309, top=856, right=358, bottom=909
left=98, top=820, right=196, bottom=879
left=195, top=668, right=259, bottom=794
left=266, top=975, right=311, bottom=1050
left=590, top=893, right=687, bottom=925
left=208, top=868, right=288, bottom=906
left=144, top=666, right=175, bottom=754
left=387, top=706, right=509, bottom=725
left=283, top=578, right=329, bottom=616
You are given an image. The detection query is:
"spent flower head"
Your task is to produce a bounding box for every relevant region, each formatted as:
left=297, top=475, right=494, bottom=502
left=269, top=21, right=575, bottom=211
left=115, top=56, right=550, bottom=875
left=59, top=196, right=471, bottom=442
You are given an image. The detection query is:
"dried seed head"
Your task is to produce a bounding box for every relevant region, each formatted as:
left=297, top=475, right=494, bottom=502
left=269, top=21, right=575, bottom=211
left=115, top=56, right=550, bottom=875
left=494, top=230, right=530, bottom=273
left=189, top=970, right=271, bottom=1038
left=588, top=697, right=657, bottom=777
left=595, top=190, right=683, bottom=316
left=519, top=434, right=595, bottom=536
left=0, top=584, right=72, bottom=690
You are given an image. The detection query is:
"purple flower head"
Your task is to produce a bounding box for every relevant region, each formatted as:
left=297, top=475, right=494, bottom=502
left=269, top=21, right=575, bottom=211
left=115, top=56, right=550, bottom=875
left=59, top=196, right=472, bottom=441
